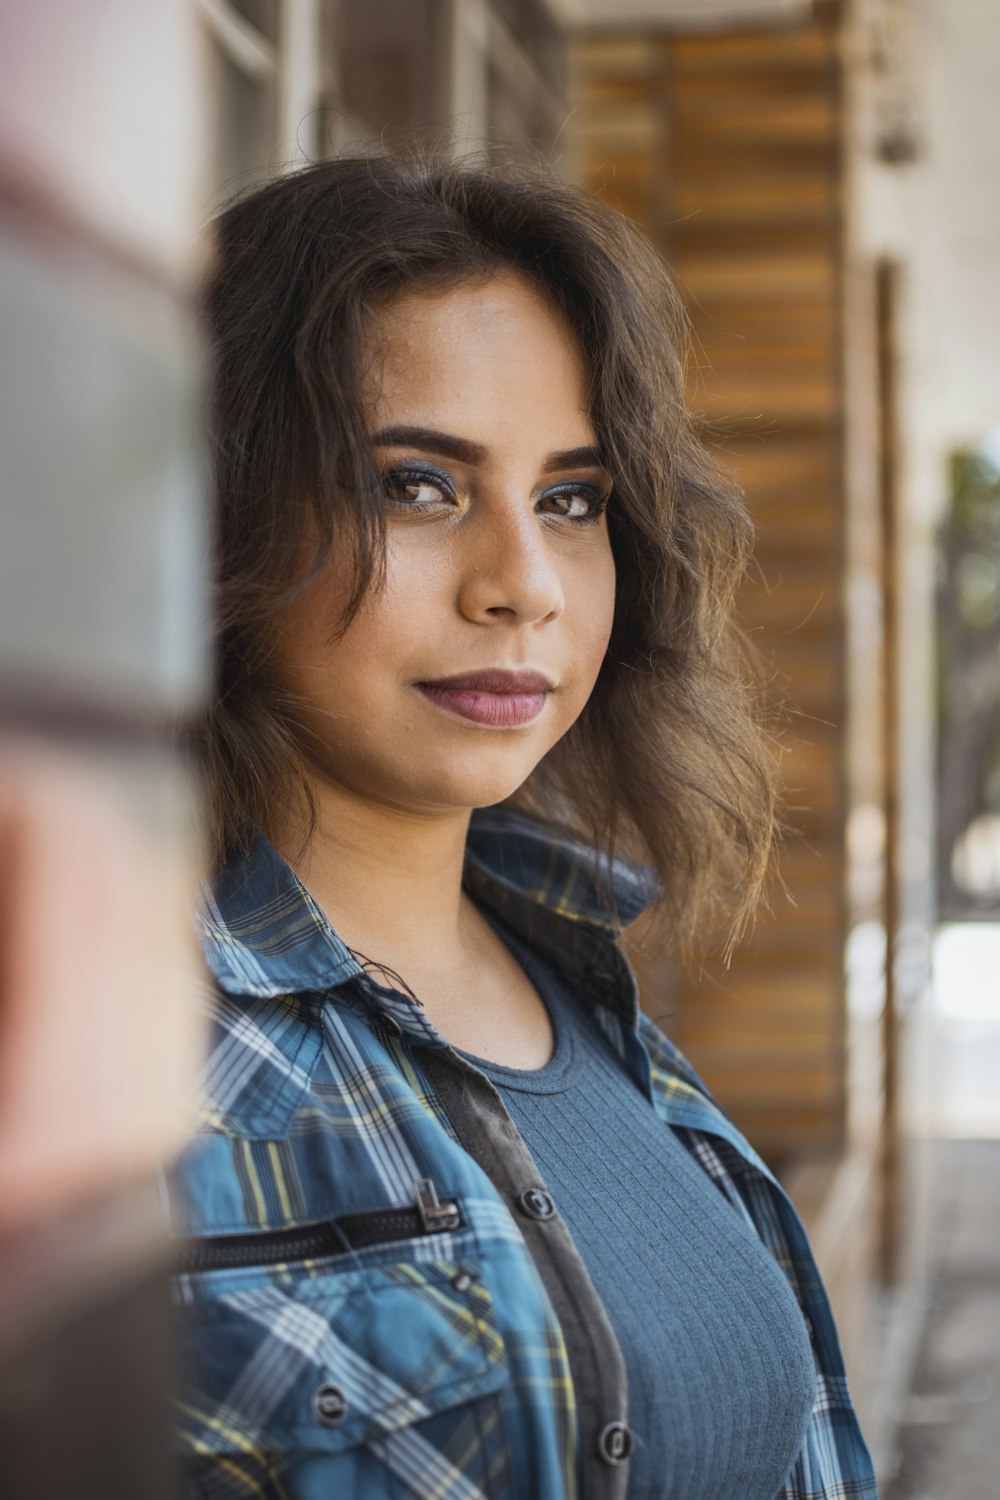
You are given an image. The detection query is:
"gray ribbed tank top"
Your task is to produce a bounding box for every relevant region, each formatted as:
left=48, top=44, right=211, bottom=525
left=459, top=922, right=816, bottom=1500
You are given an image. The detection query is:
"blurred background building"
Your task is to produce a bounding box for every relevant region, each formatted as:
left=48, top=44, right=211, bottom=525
left=2, top=0, right=998, bottom=1495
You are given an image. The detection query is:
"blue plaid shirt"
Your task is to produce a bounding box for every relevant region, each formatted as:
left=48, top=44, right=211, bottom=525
left=166, top=807, right=878, bottom=1499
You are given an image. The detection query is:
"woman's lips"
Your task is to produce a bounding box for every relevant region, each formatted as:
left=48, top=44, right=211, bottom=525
left=415, top=670, right=553, bottom=728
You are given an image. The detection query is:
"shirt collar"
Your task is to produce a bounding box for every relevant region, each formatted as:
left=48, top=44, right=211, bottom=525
left=463, top=807, right=658, bottom=933
left=197, top=807, right=660, bottom=1029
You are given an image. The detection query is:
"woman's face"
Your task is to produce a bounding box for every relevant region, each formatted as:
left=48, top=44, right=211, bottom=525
left=269, top=270, right=616, bottom=819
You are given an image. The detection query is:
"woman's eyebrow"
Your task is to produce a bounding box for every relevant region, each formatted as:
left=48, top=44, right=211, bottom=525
left=543, top=445, right=605, bottom=473
left=371, top=425, right=606, bottom=475
left=370, top=425, right=486, bottom=464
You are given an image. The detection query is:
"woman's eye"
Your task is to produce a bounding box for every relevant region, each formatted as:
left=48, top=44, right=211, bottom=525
left=539, top=485, right=609, bottom=524
left=381, top=467, right=454, bottom=511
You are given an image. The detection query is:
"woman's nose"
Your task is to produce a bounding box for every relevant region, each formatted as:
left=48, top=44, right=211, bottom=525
left=456, top=501, right=565, bottom=627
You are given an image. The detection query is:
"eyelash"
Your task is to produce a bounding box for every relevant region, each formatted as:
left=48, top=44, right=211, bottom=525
left=380, top=464, right=610, bottom=526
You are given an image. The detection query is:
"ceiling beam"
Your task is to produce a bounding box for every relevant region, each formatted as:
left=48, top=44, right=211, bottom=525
left=568, top=0, right=812, bottom=28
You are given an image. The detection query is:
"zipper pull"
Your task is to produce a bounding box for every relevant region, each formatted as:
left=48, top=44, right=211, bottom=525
left=413, top=1178, right=461, bottom=1233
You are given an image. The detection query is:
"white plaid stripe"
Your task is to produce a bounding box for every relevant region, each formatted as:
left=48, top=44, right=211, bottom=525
left=222, top=1285, right=434, bottom=1430
left=368, top=1425, right=489, bottom=1500
left=198, top=994, right=313, bottom=1119
left=320, top=1008, right=425, bottom=1199
left=201, top=885, right=275, bottom=994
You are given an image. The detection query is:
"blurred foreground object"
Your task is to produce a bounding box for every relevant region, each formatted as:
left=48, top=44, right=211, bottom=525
left=0, top=752, right=204, bottom=1224
left=0, top=750, right=205, bottom=1500
left=0, top=2, right=209, bottom=1496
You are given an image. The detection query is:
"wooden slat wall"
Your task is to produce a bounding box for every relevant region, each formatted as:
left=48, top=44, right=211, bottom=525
left=574, top=13, right=851, bottom=1159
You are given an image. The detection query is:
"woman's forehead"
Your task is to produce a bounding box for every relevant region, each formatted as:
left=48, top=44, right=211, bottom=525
left=364, top=273, right=595, bottom=454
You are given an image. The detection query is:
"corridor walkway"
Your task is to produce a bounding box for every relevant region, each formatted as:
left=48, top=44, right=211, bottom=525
left=882, top=922, right=1000, bottom=1498
left=886, top=1138, right=1000, bottom=1499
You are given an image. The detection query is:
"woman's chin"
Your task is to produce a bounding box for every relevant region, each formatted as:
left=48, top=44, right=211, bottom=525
left=425, top=771, right=537, bottom=815
left=385, top=754, right=544, bottom=817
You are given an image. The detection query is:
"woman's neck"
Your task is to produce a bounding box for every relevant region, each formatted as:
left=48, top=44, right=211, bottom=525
left=272, top=778, right=554, bottom=1067
left=273, top=779, right=475, bottom=983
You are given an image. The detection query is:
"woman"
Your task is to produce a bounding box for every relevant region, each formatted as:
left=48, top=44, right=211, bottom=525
left=169, top=154, right=878, bottom=1500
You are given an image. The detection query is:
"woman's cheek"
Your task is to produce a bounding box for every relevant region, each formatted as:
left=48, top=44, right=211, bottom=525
left=579, top=557, right=616, bottom=672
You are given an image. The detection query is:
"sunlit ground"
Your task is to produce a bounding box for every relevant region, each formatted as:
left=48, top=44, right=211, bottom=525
left=929, top=923, right=1000, bottom=1137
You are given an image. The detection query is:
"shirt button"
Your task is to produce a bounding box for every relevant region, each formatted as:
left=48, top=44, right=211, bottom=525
left=597, top=1421, right=633, bottom=1466
left=314, top=1383, right=348, bottom=1426
left=517, top=1187, right=556, bottom=1221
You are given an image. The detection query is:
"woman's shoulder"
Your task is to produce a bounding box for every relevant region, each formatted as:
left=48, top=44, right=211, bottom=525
left=636, top=1007, right=778, bottom=1189
left=465, top=806, right=661, bottom=931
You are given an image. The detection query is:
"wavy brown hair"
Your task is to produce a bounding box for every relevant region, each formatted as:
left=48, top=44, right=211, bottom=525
left=196, top=152, right=778, bottom=957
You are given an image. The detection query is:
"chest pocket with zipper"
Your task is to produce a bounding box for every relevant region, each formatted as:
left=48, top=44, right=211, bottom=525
left=172, top=1180, right=512, bottom=1500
